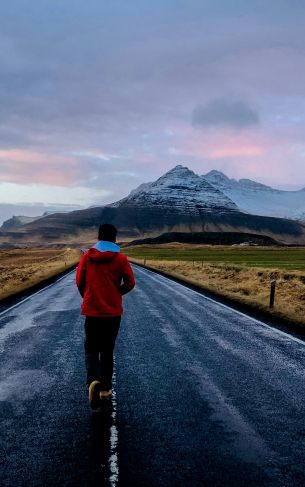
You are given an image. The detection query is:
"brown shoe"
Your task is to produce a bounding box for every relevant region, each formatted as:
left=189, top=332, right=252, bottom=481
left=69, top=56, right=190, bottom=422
left=88, top=380, right=101, bottom=409
left=99, top=389, right=112, bottom=400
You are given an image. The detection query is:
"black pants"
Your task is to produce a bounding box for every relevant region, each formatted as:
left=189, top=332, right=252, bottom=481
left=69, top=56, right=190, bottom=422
left=84, top=316, right=121, bottom=390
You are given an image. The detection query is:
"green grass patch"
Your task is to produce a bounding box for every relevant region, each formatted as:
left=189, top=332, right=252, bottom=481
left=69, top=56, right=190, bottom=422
left=124, top=245, right=305, bottom=270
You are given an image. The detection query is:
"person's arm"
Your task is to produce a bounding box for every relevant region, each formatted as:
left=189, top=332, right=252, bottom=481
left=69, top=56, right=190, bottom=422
left=119, top=257, right=135, bottom=295
left=76, top=252, right=88, bottom=297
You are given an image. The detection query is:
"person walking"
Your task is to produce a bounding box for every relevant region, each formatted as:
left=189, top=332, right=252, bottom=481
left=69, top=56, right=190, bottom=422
left=76, top=223, right=135, bottom=409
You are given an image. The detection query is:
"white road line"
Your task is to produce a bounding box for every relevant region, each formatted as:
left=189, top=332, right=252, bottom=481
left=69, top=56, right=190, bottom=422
left=108, top=366, right=119, bottom=487
left=0, top=268, right=76, bottom=317
left=133, top=264, right=305, bottom=347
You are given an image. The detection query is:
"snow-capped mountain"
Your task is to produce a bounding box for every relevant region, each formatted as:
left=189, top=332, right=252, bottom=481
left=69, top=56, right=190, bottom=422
left=1, top=165, right=305, bottom=244
left=203, top=170, right=305, bottom=221
left=113, top=165, right=239, bottom=213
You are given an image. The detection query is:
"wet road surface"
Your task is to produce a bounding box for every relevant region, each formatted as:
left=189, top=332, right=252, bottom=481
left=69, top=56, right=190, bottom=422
left=1, top=265, right=305, bottom=486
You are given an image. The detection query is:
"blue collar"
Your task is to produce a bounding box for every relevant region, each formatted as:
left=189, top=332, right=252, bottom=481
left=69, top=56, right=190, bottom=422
left=93, top=240, right=120, bottom=252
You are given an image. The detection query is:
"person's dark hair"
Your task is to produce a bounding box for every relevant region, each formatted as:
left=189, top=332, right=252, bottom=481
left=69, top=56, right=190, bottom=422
left=98, top=223, right=117, bottom=242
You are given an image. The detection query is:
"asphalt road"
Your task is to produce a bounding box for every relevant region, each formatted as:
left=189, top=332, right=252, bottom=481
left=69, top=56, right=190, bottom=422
left=1, top=265, right=305, bottom=486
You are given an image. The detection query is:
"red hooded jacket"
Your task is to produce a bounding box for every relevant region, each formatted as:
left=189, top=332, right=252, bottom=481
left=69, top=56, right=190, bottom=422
left=76, top=246, right=135, bottom=317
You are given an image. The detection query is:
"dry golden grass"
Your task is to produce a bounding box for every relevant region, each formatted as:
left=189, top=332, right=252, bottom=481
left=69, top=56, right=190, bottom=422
left=130, top=258, right=305, bottom=326
left=0, top=247, right=82, bottom=301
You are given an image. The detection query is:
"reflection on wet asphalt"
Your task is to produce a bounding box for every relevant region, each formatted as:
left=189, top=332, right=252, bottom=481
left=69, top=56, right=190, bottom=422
left=1, top=266, right=305, bottom=486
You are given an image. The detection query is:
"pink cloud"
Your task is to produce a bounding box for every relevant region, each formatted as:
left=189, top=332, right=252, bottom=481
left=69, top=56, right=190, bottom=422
left=209, top=145, right=263, bottom=158
left=182, top=130, right=271, bottom=160
left=0, top=149, right=83, bottom=186
left=143, top=121, right=305, bottom=186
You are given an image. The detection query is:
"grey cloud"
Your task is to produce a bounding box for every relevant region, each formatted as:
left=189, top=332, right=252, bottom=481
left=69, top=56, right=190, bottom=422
left=70, top=154, right=143, bottom=193
left=192, top=98, right=260, bottom=129
left=0, top=0, right=300, bottom=150
left=0, top=0, right=304, bottom=201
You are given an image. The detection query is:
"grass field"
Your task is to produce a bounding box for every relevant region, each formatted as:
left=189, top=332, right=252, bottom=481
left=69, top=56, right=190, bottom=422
left=126, top=244, right=305, bottom=326
left=0, top=247, right=82, bottom=302
left=125, top=244, right=305, bottom=270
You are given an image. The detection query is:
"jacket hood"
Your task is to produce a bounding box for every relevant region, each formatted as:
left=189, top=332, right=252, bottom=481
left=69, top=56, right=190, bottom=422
left=88, top=248, right=119, bottom=262
left=88, top=240, right=121, bottom=263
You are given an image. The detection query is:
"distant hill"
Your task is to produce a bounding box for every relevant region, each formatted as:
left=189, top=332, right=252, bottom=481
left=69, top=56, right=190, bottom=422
left=1, top=165, right=305, bottom=245
left=125, top=232, right=280, bottom=247
left=0, top=215, right=41, bottom=230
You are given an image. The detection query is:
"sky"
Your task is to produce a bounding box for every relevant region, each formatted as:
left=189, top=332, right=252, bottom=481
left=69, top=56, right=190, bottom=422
left=1, top=0, right=305, bottom=223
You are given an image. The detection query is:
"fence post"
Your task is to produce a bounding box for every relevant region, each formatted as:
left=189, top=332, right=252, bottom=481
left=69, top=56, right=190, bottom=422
left=144, top=258, right=146, bottom=266
left=269, top=280, right=276, bottom=308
